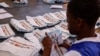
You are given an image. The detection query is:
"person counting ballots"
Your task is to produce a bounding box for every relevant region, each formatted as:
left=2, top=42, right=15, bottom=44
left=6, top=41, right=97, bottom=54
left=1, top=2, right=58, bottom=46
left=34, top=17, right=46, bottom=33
left=42, top=0, right=100, bottom=56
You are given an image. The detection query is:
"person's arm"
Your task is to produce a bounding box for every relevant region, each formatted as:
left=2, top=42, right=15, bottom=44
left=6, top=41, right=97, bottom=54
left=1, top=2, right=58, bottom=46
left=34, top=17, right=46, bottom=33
left=42, top=33, right=52, bottom=56
left=42, top=47, right=52, bottom=56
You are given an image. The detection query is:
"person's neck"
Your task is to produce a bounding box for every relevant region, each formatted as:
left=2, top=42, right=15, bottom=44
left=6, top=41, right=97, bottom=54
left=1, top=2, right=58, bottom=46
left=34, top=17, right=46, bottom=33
left=77, top=28, right=96, bottom=40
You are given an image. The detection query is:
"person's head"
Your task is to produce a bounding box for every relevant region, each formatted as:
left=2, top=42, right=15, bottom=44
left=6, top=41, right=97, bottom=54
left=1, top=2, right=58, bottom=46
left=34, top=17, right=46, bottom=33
left=67, top=0, right=100, bottom=35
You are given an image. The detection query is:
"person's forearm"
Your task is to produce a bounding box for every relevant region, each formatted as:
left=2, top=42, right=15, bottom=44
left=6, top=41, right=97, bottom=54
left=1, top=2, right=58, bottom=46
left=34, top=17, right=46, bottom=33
left=42, top=47, right=51, bottom=56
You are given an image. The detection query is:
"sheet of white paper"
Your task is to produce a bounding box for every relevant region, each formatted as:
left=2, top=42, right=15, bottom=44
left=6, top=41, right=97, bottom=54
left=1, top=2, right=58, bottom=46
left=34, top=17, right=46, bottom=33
left=0, top=9, right=7, bottom=13
left=50, top=5, right=63, bottom=9
left=26, top=16, right=47, bottom=27
left=0, top=2, right=10, bottom=7
left=0, top=13, right=13, bottom=19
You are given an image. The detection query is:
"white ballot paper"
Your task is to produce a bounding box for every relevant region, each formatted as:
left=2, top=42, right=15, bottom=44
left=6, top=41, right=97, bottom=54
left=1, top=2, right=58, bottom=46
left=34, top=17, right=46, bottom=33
left=0, top=2, right=10, bottom=7
left=0, top=13, right=13, bottom=19
left=26, top=16, right=47, bottom=28
left=50, top=5, right=63, bottom=9
left=53, top=12, right=66, bottom=21
left=24, top=29, right=45, bottom=42
left=55, top=22, right=69, bottom=33
left=43, top=13, right=59, bottom=26
left=0, top=37, right=41, bottom=56
left=0, top=9, right=7, bottom=13
left=59, top=11, right=66, bottom=19
left=0, top=24, right=15, bottom=38
left=10, top=19, right=34, bottom=32
left=48, top=13, right=60, bottom=21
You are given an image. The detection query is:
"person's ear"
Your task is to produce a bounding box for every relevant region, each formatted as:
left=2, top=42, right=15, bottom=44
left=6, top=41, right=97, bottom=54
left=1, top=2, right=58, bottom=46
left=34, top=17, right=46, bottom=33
left=76, top=18, right=83, bottom=28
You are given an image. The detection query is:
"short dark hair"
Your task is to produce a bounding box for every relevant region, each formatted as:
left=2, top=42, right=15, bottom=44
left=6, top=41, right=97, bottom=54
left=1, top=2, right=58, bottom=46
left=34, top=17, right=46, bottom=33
left=68, top=0, right=100, bottom=27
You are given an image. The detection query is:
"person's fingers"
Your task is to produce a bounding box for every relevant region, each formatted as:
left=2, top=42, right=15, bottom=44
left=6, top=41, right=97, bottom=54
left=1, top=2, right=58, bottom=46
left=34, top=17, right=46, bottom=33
left=45, top=32, right=50, bottom=38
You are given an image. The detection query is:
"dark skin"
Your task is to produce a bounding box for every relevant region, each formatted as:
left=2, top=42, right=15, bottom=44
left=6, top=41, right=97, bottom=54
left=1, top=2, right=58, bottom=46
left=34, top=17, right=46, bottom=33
left=42, top=9, right=96, bottom=56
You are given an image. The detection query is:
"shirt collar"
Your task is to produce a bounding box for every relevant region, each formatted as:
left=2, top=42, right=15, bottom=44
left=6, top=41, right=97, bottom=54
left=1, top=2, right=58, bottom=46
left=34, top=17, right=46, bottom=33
left=73, top=33, right=100, bottom=44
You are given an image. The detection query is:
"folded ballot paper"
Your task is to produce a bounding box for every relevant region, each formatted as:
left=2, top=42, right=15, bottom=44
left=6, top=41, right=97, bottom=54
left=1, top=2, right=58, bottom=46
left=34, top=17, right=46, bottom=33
left=0, top=37, right=41, bottom=56
left=10, top=19, right=34, bottom=32
left=55, top=22, right=69, bottom=33
left=43, top=13, right=60, bottom=26
left=26, top=16, right=47, bottom=28
left=0, top=24, right=15, bottom=38
left=24, top=29, right=45, bottom=42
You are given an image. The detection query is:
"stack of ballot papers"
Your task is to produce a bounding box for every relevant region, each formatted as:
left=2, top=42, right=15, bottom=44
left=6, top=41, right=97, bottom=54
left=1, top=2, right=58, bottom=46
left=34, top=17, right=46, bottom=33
left=10, top=19, right=34, bottom=32
left=24, top=29, right=45, bottom=42
left=26, top=16, right=47, bottom=28
left=0, top=37, right=41, bottom=56
left=55, top=22, right=69, bottom=33
left=0, top=24, right=15, bottom=38
left=0, top=2, right=10, bottom=7
left=0, top=9, right=13, bottom=19
left=53, top=12, right=66, bottom=21
left=0, top=9, right=7, bottom=13
left=43, top=13, right=60, bottom=26
left=0, top=13, right=13, bottom=19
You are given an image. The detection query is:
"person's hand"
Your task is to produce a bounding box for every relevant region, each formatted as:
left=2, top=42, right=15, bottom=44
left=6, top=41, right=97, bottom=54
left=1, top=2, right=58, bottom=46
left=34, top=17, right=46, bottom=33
left=58, top=40, right=70, bottom=49
left=42, top=33, right=52, bottom=49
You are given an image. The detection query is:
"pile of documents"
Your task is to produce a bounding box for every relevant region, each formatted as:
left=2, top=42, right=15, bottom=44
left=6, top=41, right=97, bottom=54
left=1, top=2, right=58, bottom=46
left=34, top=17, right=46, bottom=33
left=26, top=11, right=66, bottom=27
left=0, top=2, right=10, bottom=7
left=0, top=9, right=13, bottom=19
left=43, top=13, right=60, bottom=26
left=26, top=16, right=47, bottom=28
left=24, top=29, right=46, bottom=42
left=0, top=37, right=41, bottom=56
left=10, top=19, right=34, bottom=32
left=0, top=24, right=15, bottom=38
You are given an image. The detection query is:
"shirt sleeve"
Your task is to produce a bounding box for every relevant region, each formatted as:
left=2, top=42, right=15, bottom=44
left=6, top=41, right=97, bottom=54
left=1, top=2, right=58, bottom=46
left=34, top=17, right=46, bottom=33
left=64, top=50, right=81, bottom=56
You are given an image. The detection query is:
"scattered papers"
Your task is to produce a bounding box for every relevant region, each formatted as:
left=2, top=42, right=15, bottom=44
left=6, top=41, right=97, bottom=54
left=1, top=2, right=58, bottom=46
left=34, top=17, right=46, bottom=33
left=0, top=13, right=13, bottom=19
left=26, top=16, right=47, bottom=28
left=0, top=24, right=15, bottom=38
left=0, top=2, right=10, bottom=7
left=0, top=9, right=7, bottom=13
left=50, top=5, right=63, bottom=9
left=0, top=37, right=41, bottom=56
left=10, top=19, right=34, bottom=32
